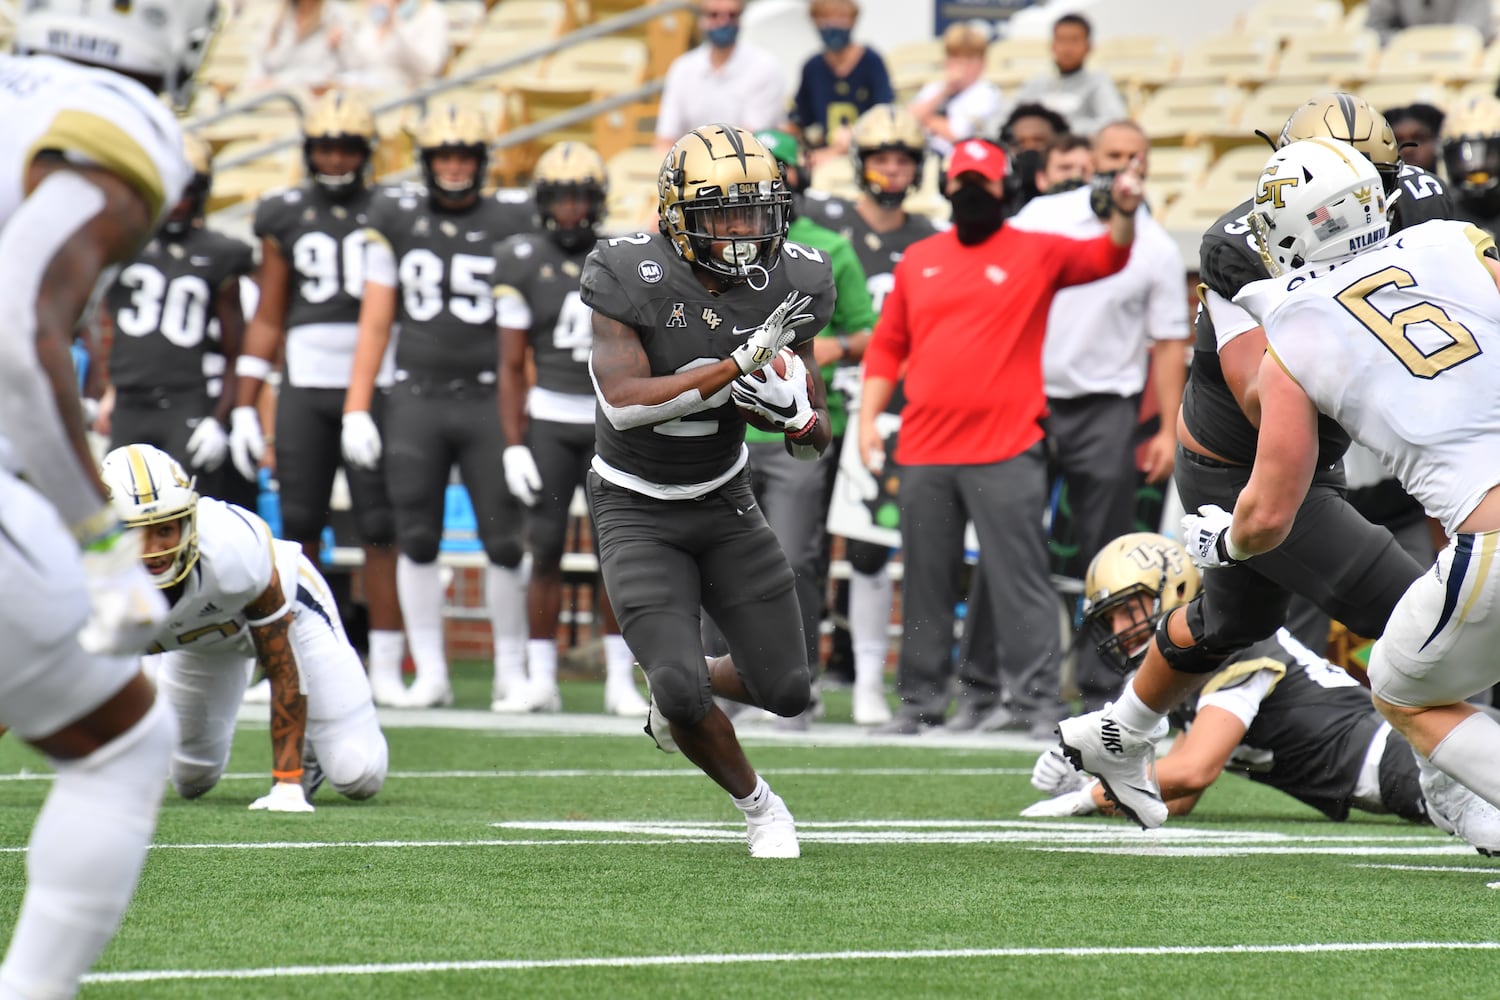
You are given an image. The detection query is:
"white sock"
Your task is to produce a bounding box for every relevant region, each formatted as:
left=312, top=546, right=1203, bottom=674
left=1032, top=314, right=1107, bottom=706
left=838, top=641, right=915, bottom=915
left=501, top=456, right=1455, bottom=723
left=527, top=638, right=559, bottom=690
left=0, top=698, right=175, bottom=999
left=850, top=569, right=892, bottom=688
left=1427, top=711, right=1500, bottom=810
left=1109, top=682, right=1166, bottom=736
left=367, top=629, right=406, bottom=688
left=397, top=556, right=447, bottom=687
left=731, top=775, right=772, bottom=816
left=603, top=634, right=635, bottom=687
left=487, top=564, right=528, bottom=689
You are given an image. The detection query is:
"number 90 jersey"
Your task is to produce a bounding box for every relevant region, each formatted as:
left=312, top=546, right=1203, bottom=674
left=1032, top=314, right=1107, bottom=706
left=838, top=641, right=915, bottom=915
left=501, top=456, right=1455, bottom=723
left=581, top=231, right=836, bottom=490
left=494, top=233, right=593, bottom=397
left=104, top=228, right=254, bottom=391
left=365, top=186, right=526, bottom=380
left=1235, top=220, right=1500, bottom=536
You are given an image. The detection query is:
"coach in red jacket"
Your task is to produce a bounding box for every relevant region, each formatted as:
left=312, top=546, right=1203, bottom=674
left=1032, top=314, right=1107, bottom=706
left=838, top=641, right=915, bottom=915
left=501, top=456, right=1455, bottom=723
left=858, top=137, right=1143, bottom=734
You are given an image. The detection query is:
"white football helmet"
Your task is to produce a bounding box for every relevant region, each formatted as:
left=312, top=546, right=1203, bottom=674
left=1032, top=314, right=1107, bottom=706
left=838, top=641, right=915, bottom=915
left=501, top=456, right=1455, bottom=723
left=1248, top=137, right=1390, bottom=277
left=101, top=444, right=201, bottom=588
left=15, top=0, right=222, bottom=110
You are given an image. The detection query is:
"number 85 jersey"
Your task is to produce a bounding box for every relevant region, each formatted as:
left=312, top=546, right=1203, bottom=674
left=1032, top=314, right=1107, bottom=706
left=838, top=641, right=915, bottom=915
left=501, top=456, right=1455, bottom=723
left=1235, top=219, right=1500, bottom=536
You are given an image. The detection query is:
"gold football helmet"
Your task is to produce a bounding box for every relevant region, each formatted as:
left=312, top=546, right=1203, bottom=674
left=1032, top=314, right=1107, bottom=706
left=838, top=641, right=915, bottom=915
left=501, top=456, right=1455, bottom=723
left=532, top=141, right=609, bottom=252
left=100, top=444, right=201, bottom=589
left=302, top=91, right=375, bottom=197
left=416, top=103, right=489, bottom=204
left=658, top=123, right=792, bottom=280
left=1082, top=532, right=1201, bottom=674
left=166, top=132, right=213, bottom=237
left=1279, top=92, right=1401, bottom=193
left=851, top=104, right=926, bottom=207
left=1442, top=95, right=1500, bottom=204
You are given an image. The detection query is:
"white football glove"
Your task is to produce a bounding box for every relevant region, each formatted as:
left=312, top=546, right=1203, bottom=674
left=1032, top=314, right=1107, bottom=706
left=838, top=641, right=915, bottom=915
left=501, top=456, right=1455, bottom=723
left=503, top=445, right=543, bottom=506
left=1031, top=747, right=1090, bottom=797
left=729, top=290, right=817, bottom=375
left=1020, top=785, right=1100, bottom=818
left=77, top=524, right=170, bottom=656
left=185, top=416, right=228, bottom=472
left=249, top=781, right=315, bottom=813
left=1181, top=503, right=1240, bottom=568
left=229, top=405, right=265, bottom=482
left=341, top=410, right=382, bottom=470
left=730, top=349, right=816, bottom=433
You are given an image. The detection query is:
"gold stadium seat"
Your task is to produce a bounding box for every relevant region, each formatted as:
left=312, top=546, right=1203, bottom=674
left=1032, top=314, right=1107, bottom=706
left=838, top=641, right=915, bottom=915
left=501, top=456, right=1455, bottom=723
left=1376, top=24, right=1486, bottom=84
left=1144, top=144, right=1211, bottom=203
left=1137, top=84, right=1246, bottom=145
left=1158, top=182, right=1247, bottom=237
left=603, top=145, right=663, bottom=234
left=984, top=36, right=1052, bottom=90
left=1202, top=143, right=1277, bottom=192
left=886, top=40, right=947, bottom=105
left=1275, top=30, right=1382, bottom=86
left=1239, top=0, right=1346, bottom=39
left=1357, top=79, right=1457, bottom=115
left=1344, top=2, right=1368, bottom=31
left=1094, top=35, right=1180, bottom=91
left=1240, top=82, right=1328, bottom=134
left=484, top=0, right=573, bottom=37
left=510, top=40, right=652, bottom=163
left=1175, top=35, right=1280, bottom=88
left=448, top=27, right=556, bottom=85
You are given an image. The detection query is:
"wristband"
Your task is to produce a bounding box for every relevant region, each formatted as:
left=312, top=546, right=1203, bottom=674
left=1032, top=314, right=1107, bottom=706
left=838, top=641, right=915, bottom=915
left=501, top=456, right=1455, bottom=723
left=1223, top=531, right=1254, bottom=564
left=72, top=505, right=122, bottom=549
left=835, top=335, right=852, bottom=360
left=786, top=411, right=820, bottom=440
left=235, top=354, right=274, bottom=381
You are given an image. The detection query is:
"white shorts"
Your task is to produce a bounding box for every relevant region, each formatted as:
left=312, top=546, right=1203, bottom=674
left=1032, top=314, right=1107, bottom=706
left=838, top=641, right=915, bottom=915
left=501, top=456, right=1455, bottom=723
left=0, top=473, right=137, bottom=740
left=1370, top=530, right=1500, bottom=708
left=153, top=562, right=386, bottom=796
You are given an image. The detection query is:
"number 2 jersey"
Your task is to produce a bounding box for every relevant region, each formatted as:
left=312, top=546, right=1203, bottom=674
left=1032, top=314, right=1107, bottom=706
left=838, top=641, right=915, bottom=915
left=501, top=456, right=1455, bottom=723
left=495, top=232, right=594, bottom=422
left=580, top=232, right=836, bottom=496
left=104, top=227, right=254, bottom=391
left=1184, top=164, right=1455, bottom=467
left=1235, top=220, right=1500, bottom=536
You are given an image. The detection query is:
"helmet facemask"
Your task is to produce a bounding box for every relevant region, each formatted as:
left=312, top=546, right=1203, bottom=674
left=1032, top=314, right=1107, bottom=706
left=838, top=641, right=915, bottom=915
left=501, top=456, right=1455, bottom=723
left=672, top=184, right=791, bottom=280
left=305, top=136, right=372, bottom=200
left=537, top=181, right=605, bottom=252
left=1083, top=587, right=1161, bottom=675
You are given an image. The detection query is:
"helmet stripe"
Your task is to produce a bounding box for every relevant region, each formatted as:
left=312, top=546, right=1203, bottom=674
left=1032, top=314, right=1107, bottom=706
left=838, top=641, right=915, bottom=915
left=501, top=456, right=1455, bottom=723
left=125, top=446, right=157, bottom=504
left=1335, top=92, right=1358, bottom=139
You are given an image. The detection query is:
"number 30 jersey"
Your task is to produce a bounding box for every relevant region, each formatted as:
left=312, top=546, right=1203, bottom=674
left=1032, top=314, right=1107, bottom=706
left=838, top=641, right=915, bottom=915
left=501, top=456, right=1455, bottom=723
left=104, top=227, right=254, bottom=391
left=1236, top=220, right=1500, bottom=535
left=253, top=183, right=377, bottom=388
left=494, top=233, right=594, bottom=399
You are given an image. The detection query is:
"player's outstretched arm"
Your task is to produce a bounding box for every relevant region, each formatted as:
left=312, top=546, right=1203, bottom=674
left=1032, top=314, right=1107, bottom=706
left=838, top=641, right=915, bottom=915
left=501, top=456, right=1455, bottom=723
left=1232, top=354, right=1320, bottom=557
left=588, top=312, right=740, bottom=430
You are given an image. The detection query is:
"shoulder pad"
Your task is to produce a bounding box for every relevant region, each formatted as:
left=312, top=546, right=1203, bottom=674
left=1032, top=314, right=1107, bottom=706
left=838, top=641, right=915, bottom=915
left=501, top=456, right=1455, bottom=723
left=195, top=499, right=275, bottom=605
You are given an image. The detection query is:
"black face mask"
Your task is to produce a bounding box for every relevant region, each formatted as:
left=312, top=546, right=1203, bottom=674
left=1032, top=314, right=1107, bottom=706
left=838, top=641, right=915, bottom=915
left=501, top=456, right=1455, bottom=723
left=949, top=183, right=1006, bottom=245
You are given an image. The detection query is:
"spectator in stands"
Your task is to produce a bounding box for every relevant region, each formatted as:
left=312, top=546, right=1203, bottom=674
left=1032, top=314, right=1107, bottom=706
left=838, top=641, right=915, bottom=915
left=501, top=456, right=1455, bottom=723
left=858, top=138, right=1143, bottom=735
left=247, top=0, right=348, bottom=92
left=789, top=0, right=894, bottom=165
left=1386, top=103, right=1445, bottom=173
left=337, top=0, right=451, bottom=93
left=1001, top=103, right=1073, bottom=208
left=1032, top=133, right=1093, bottom=191
left=1011, top=14, right=1126, bottom=139
left=907, top=21, right=1006, bottom=159
left=1367, top=0, right=1494, bottom=45
left=655, top=0, right=785, bottom=152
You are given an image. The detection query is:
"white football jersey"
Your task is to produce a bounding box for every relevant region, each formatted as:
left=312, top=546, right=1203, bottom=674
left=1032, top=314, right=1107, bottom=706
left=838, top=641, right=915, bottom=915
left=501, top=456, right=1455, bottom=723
left=150, top=498, right=303, bottom=657
left=0, top=53, right=189, bottom=227
left=1235, top=220, right=1500, bottom=534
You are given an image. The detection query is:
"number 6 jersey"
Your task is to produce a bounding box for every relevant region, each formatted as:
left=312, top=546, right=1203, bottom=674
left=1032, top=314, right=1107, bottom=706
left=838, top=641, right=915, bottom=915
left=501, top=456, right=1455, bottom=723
left=1235, top=220, right=1500, bottom=535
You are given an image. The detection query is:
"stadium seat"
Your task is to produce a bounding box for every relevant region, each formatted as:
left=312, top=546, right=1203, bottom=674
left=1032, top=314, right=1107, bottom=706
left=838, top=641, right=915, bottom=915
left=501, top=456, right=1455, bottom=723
left=543, top=37, right=648, bottom=89
left=1275, top=30, right=1382, bottom=86
left=886, top=40, right=947, bottom=104
left=1144, top=144, right=1211, bottom=204
left=1240, top=82, right=1328, bottom=134
left=1094, top=35, right=1181, bottom=91
left=810, top=155, right=859, bottom=201
left=1176, top=35, right=1281, bottom=88
left=447, top=27, right=556, bottom=84
left=984, top=36, right=1052, bottom=90
left=1376, top=25, right=1486, bottom=84
left=1137, top=84, right=1246, bottom=145
left=1239, top=0, right=1346, bottom=40
left=509, top=39, right=653, bottom=165
left=1344, top=2, right=1367, bottom=31
left=1158, top=182, right=1247, bottom=237
left=603, top=146, right=662, bottom=234
left=1202, top=143, right=1278, bottom=192
left=1358, top=79, right=1457, bottom=115
left=484, top=0, right=574, bottom=37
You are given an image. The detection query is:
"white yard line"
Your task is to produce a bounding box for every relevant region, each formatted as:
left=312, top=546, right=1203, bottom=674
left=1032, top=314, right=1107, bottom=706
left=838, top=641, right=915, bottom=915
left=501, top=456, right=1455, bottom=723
left=83, top=941, right=1500, bottom=985
left=1353, top=863, right=1500, bottom=874
left=0, top=766, right=1031, bottom=783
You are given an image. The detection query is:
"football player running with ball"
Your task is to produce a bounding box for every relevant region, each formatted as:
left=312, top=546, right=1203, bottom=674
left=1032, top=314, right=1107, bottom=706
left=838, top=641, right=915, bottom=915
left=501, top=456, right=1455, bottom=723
left=581, top=124, right=836, bottom=859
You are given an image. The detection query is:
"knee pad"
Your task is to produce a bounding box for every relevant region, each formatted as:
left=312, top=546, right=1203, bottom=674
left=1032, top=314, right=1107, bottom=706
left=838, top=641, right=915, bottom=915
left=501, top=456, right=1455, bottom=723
left=280, top=500, right=325, bottom=549
left=482, top=534, right=524, bottom=570
left=645, top=660, right=712, bottom=726
left=761, top=665, right=812, bottom=719
left=355, top=506, right=396, bottom=548
left=330, top=755, right=387, bottom=801
left=398, top=530, right=441, bottom=565
left=1153, top=602, right=1230, bottom=676
left=845, top=541, right=891, bottom=577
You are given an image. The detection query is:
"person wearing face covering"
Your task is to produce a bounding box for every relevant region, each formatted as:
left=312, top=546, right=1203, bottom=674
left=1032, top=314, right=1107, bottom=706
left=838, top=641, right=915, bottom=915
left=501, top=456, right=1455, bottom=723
left=788, top=0, right=893, bottom=162
left=857, top=138, right=1144, bottom=735
left=337, top=0, right=451, bottom=93
left=655, top=0, right=786, bottom=153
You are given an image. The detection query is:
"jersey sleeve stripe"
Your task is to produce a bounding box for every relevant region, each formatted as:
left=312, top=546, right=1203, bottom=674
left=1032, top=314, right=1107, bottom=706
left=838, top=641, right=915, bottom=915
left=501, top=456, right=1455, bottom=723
left=25, top=109, right=167, bottom=221
left=1200, top=656, right=1287, bottom=697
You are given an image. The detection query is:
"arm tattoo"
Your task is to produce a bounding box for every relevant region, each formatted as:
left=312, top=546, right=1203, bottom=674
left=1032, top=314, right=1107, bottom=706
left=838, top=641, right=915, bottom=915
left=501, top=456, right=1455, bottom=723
left=246, top=574, right=306, bottom=777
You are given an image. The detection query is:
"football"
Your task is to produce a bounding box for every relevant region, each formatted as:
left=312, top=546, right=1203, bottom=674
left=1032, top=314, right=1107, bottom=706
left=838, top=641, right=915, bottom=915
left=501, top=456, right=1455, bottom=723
left=737, top=348, right=808, bottom=433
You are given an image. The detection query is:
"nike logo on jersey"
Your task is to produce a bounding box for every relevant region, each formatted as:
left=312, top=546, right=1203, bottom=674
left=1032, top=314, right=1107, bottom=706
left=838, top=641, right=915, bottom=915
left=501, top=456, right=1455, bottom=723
left=922, top=266, right=942, bottom=278
left=734, top=503, right=758, bottom=516
left=465, top=231, right=487, bottom=242
left=190, top=255, right=214, bottom=266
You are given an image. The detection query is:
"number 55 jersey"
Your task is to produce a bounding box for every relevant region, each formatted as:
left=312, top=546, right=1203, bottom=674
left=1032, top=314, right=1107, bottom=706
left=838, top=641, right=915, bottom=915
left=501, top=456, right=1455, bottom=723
left=1236, top=220, right=1500, bottom=536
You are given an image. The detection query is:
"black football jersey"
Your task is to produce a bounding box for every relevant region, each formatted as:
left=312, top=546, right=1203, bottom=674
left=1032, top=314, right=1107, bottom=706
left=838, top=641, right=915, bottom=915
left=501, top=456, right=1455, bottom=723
left=491, top=187, right=543, bottom=238
left=105, top=226, right=254, bottom=392
left=495, top=233, right=593, bottom=396
left=1183, top=164, right=1457, bottom=467
left=580, top=231, right=837, bottom=487
left=367, top=186, right=521, bottom=379
left=800, top=193, right=939, bottom=315
left=1172, top=631, right=1384, bottom=822
left=253, top=183, right=376, bottom=330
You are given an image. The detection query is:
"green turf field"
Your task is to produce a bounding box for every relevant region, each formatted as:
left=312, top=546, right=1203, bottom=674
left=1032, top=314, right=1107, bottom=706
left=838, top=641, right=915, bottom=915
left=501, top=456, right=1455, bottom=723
left=0, top=664, right=1495, bottom=999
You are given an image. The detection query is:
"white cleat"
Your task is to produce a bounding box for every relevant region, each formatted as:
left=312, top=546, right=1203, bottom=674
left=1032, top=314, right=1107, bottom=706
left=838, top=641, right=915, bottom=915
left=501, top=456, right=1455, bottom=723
left=401, top=677, right=454, bottom=709
left=1421, top=765, right=1500, bottom=856
left=490, top=683, right=562, bottom=714
left=746, top=791, right=800, bottom=859
left=604, top=683, right=650, bottom=717
left=369, top=677, right=408, bottom=708
left=1056, top=706, right=1167, bottom=830
left=644, top=691, right=678, bottom=753
left=851, top=683, right=894, bottom=725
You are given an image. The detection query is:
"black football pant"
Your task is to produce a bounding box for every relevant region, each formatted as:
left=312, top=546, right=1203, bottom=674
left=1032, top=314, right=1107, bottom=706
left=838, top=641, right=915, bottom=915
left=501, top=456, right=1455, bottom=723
left=526, top=417, right=594, bottom=572
left=275, top=384, right=396, bottom=547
